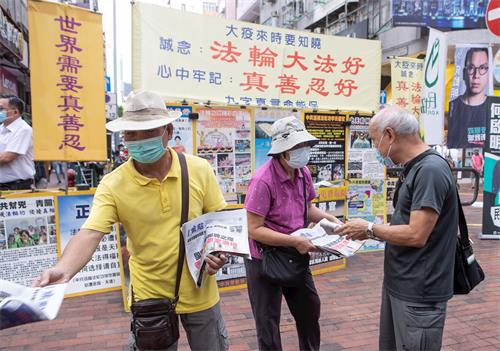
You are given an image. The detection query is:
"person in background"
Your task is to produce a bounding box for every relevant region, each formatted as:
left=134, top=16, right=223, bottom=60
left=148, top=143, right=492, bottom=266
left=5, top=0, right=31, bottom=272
left=471, top=149, right=484, bottom=187
left=337, top=106, right=458, bottom=351
left=52, top=161, right=64, bottom=184
left=244, top=116, right=343, bottom=351
left=0, top=95, right=34, bottom=191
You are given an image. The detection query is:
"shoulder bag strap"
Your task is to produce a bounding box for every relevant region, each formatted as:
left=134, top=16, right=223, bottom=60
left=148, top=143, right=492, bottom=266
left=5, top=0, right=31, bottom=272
left=432, top=153, right=470, bottom=248
left=301, top=168, right=308, bottom=228
left=455, top=189, right=470, bottom=248
left=174, top=152, right=189, bottom=303
left=425, top=153, right=470, bottom=248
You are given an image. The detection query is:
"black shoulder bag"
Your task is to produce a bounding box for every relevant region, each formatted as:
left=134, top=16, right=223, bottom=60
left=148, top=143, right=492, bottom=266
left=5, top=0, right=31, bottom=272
left=453, top=190, right=485, bottom=294
left=260, top=168, right=310, bottom=287
left=393, top=150, right=484, bottom=295
left=130, top=152, right=189, bottom=350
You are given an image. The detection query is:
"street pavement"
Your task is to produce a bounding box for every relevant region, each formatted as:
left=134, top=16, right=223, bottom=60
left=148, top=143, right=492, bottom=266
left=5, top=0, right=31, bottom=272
left=1, top=185, right=499, bottom=351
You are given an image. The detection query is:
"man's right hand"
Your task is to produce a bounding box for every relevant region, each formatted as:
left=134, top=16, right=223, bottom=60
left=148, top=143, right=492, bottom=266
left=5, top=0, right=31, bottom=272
left=293, top=236, right=317, bottom=254
left=32, top=267, right=71, bottom=288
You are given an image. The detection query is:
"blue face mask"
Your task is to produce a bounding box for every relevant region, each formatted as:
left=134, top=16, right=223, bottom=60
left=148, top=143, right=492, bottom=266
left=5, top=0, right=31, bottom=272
left=376, top=133, right=396, bottom=168
left=0, top=111, right=7, bottom=124
left=125, top=128, right=167, bottom=164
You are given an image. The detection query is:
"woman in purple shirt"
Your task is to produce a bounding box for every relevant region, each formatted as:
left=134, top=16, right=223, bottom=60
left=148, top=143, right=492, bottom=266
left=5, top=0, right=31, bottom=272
left=244, top=116, right=343, bottom=351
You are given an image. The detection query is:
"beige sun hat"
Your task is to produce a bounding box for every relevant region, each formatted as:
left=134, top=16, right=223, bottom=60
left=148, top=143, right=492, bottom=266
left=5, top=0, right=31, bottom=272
left=267, top=116, right=319, bottom=156
left=105, top=91, right=182, bottom=132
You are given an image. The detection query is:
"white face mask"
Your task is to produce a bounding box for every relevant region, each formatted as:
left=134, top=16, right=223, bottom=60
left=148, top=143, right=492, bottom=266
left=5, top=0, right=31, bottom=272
left=286, top=146, right=311, bottom=169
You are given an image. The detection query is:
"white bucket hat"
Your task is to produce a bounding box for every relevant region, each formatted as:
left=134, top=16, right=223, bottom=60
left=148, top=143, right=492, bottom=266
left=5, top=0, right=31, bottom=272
left=105, top=91, right=182, bottom=132
left=267, top=116, right=319, bottom=156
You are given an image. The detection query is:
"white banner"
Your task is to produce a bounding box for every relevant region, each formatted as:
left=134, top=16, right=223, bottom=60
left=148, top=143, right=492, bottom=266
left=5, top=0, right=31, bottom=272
left=132, top=1, right=381, bottom=111
left=420, top=28, right=447, bottom=145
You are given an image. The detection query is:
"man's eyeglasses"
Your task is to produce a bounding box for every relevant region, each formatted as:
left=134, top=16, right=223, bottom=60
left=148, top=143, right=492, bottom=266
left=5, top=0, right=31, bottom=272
left=465, top=65, right=489, bottom=76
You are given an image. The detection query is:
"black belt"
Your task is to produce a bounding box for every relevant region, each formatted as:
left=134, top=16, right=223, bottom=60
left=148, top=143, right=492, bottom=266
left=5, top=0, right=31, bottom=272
left=0, top=179, right=34, bottom=190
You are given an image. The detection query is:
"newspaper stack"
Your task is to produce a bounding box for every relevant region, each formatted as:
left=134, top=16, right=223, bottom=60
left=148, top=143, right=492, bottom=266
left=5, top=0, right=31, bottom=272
left=0, top=280, right=67, bottom=330
left=291, top=219, right=365, bottom=258
left=182, top=209, right=251, bottom=288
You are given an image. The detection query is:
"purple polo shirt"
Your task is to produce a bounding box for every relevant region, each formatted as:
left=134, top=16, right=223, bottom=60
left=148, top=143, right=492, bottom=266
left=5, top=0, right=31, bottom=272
left=244, top=158, right=316, bottom=259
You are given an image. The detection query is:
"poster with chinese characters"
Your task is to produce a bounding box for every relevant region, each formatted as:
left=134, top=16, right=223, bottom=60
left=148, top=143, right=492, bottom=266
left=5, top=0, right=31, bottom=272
left=390, top=57, right=423, bottom=117
left=0, top=195, right=57, bottom=287
left=304, top=113, right=346, bottom=183
left=167, top=105, right=194, bottom=155
left=57, top=194, right=121, bottom=296
left=347, top=179, right=386, bottom=225
left=132, top=2, right=381, bottom=112
left=347, top=114, right=384, bottom=179
left=482, top=98, right=500, bottom=238
left=254, top=108, right=300, bottom=171
left=196, top=108, right=252, bottom=204
left=28, top=1, right=106, bottom=160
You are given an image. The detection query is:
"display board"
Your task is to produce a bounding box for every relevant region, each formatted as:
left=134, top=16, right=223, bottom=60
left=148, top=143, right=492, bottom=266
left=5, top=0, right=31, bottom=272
left=482, top=97, right=500, bottom=238
left=347, top=114, right=384, bottom=179
left=57, top=193, right=121, bottom=296
left=167, top=105, right=194, bottom=155
left=253, top=108, right=300, bottom=170
left=304, top=112, right=346, bottom=183
left=0, top=195, right=58, bottom=287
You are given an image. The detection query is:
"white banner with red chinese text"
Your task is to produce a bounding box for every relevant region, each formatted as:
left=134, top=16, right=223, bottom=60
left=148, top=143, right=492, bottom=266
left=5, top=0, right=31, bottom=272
left=132, top=2, right=381, bottom=112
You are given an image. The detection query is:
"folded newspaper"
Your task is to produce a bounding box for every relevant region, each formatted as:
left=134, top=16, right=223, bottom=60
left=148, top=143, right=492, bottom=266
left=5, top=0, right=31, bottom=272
left=0, top=280, right=67, bottom=330
left=292, top=219, right=365, bottom=258
left=182, top=209, right=251, bottom=287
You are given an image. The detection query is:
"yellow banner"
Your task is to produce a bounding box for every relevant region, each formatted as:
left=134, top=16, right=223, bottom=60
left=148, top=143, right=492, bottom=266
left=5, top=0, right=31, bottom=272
left=28, top=0, right=106, bottom=161
left=132, top=2, right=381, bottom=112
left=390, top=57, right=424, bottom=117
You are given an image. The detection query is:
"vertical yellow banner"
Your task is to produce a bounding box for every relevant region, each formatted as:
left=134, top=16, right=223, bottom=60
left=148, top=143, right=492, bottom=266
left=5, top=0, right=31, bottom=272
left=28, top=0, right=106, bottom=161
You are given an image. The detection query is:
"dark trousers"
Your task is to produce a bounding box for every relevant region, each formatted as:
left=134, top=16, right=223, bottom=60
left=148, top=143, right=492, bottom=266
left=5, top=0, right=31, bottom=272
left=0, top=178, right=33, bottom=190
left=245, top=258, right=321, bottom=351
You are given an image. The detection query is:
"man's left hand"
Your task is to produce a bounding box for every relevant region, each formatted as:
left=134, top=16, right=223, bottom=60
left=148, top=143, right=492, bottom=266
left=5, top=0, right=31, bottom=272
left=336, top=219, right=370, bottom=241
left=204, top=253, right=228, bottom=275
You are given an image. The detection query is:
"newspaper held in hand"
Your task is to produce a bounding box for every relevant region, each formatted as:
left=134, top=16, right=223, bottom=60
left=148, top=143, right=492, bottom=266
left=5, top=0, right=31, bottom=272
left=292, top=219, right=365, bottom=258
left=0, top=280, right=67, bottom=330
left=182, top=209, right=251, bottom=288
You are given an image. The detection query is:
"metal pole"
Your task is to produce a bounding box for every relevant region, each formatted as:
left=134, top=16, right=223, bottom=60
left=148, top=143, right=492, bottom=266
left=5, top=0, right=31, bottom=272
left=113, top=0, right=118, bottom=94
left=63, top=162, right=68, bottom=195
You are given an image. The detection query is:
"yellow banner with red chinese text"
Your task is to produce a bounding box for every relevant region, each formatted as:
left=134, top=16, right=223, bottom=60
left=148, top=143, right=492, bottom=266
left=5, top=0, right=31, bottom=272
left=390, top=57, right=424, bottom=118
left=28, top=0, right=106, bottom=161
left=132, top=2, right=381, bottom=112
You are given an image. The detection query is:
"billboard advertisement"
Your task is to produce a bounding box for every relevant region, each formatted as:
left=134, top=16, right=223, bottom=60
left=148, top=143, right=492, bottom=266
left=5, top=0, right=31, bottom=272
left=392, top=0, right=486, bottom=29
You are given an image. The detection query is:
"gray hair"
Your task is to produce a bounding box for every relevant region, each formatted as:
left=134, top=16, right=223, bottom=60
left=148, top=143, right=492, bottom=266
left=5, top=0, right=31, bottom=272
left=370, top=106, right=419, bottom=135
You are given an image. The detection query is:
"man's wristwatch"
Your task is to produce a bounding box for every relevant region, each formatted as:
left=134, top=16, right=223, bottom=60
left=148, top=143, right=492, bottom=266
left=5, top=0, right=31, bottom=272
left=366, top=222, right=376, bottom=239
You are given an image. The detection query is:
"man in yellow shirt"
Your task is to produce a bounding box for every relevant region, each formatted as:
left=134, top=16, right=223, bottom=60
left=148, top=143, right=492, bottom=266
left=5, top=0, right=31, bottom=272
left=33, top=91, right=229, bottom=350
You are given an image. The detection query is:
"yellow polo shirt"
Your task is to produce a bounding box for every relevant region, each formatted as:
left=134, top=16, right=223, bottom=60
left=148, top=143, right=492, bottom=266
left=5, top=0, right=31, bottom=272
left=82, top=149, right=226, bottom=313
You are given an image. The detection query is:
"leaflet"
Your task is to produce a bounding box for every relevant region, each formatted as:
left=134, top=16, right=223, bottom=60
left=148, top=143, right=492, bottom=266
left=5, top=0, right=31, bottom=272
left=0, top=280, right=67, bottom=330
left=181, top=209, right=250, bottom=287
left=291, top=219, right=365, bottom=258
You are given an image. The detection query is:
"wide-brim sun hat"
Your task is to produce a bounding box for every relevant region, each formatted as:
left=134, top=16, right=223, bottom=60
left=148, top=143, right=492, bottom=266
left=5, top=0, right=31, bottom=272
left=267, top=116, right=319, bottom=156
left=106, top=90, right=182, bottom=132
